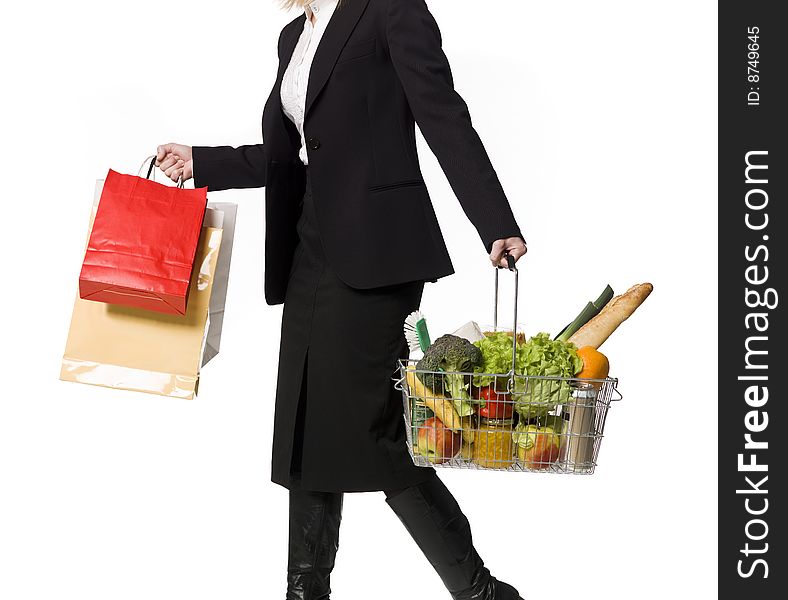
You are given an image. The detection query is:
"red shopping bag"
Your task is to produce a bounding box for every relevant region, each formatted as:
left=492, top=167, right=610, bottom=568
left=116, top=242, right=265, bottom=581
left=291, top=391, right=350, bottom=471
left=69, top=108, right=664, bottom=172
left=79, top=162, right=208, bottom=315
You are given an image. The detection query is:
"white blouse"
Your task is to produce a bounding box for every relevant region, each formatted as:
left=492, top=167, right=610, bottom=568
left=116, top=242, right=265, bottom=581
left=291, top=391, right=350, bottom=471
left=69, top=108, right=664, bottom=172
left=280, top=0, right=339, bottom=165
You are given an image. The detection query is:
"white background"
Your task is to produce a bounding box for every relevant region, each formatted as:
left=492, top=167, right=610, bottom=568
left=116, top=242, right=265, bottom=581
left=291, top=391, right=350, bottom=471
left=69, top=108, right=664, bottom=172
left=0, top=1, right=717, bottom=599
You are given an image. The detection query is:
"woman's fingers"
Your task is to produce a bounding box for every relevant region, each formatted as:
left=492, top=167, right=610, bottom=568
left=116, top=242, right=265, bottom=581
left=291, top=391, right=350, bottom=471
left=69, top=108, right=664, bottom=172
left=489, top=239, right=504, bottom=265
left=156, top=144, right=171, bottom=163
left=156, top=145, right=179, bottom=166
left=155, top=143, right=194, bottom=182
left=153, top=144, right=194, bottom=184
left=509, top=243, right=528, bottom=261
left=157, top=154, right=180, bottom=171
left=164, top=160, right=184, bottom=179
left=489, top=237, right=528, bottom=268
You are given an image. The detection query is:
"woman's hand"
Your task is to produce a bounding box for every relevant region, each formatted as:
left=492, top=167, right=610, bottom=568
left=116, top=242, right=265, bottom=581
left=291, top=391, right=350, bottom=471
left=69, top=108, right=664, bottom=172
left=489, top=237, right=527, bottom=268
left=155, top=143, right=194, bottom=184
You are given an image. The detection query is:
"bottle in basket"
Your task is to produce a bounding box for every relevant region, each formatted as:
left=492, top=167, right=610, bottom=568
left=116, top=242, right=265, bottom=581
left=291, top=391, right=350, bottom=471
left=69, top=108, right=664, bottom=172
left=472, top=416, right=515, bottom=469
left=564, top=383, right=598, bottom=472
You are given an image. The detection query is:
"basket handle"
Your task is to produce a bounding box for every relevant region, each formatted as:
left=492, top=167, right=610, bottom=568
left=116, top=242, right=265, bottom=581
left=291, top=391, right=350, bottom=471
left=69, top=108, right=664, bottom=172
left=493, top=251, right=519, bottom=381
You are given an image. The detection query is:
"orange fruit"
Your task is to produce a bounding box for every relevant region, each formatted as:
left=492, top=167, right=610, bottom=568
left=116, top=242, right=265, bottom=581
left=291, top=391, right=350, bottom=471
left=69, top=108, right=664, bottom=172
left=576, top=346, right=610, bottom=379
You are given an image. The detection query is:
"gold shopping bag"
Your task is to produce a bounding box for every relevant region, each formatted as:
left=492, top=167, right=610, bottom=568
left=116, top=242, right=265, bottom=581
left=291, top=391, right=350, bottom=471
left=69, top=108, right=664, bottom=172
left=60, top=180, right=224, bottom=399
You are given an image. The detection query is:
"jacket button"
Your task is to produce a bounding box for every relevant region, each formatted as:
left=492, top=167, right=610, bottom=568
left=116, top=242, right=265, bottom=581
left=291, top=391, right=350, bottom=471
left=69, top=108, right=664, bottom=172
left=307, top=137, right=321, bottom=150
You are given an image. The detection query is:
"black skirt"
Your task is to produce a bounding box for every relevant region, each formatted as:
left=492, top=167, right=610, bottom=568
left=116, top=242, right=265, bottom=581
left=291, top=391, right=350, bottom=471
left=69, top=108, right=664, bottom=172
left=270, top=167, right=437, bottom=493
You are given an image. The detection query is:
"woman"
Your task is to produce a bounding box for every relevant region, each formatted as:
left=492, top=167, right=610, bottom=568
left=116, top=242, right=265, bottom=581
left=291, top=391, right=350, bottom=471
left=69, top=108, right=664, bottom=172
left=156, top=0, right=527, bottom=598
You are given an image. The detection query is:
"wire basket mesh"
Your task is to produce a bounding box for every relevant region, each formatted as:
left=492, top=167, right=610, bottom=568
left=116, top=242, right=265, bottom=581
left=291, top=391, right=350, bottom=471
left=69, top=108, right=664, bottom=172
left=393, top=253, right=622, bottom=475
left=395, top=360, right=619, bottom=474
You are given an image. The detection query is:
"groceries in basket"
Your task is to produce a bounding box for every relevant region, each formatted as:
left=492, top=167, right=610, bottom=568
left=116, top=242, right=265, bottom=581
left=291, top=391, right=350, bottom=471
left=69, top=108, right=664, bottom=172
left=399, top=271, right=653, bottom=475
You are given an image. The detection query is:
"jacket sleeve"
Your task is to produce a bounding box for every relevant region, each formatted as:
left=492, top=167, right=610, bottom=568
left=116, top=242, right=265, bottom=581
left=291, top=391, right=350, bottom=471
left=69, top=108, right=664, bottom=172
left=192, top=144, right=267, bottom=191
left=386, top=0, right=524, bottom=252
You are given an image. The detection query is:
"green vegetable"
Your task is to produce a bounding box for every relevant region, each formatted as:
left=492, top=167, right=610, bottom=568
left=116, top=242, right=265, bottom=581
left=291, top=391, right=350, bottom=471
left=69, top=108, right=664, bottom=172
left=415, top=334, right=483, bottom=417
left=472, top=331, right=583, bottom=419
left=512, top=333, right=583, bottom=420
left=593, top=285, right=615, bottom=310
left=472, top=331, right=527, bottom=390
left=554, top=285, right=614, bottom=342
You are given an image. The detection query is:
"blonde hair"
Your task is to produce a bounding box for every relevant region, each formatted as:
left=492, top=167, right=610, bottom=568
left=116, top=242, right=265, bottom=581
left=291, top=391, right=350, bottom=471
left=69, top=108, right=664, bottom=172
left=278, top=0, right=344, bottom=10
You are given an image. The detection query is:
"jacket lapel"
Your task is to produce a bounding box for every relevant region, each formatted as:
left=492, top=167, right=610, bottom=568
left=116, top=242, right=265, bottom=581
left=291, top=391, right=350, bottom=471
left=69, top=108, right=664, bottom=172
left=304, top=0, right=371, bottom=118
left=277, top=17, right=305, bottom=84
left=273, top=17, right=307, bottom=152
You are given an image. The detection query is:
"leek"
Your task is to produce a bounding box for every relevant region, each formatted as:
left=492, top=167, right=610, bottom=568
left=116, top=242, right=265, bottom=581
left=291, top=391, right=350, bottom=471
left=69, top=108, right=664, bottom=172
left=554, top=285, right=614, bottom=342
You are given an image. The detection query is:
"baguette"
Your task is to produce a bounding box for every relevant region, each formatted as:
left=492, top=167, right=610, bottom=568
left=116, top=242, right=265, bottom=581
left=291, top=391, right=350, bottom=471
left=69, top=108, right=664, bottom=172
left=405, top=366, right=475, bottom=443
left=568, top=283, right=653, bottom=349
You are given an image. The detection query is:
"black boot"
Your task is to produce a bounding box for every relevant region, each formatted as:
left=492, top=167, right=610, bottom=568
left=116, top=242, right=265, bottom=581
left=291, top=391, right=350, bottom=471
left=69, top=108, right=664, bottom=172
left=385, top=474, right=523, bottom=600
left=286, top=485, right=344, bottom=600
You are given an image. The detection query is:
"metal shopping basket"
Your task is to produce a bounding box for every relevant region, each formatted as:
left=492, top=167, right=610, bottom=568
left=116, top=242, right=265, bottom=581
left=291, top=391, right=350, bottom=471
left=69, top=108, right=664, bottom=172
left=394, top=254, right=622, bottom=474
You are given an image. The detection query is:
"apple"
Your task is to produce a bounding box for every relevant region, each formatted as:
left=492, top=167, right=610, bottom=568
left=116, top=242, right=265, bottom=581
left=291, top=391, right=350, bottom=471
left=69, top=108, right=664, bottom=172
left=417, top=417, right=462, bottom=464
left=516, top=425, right=562, bottom=469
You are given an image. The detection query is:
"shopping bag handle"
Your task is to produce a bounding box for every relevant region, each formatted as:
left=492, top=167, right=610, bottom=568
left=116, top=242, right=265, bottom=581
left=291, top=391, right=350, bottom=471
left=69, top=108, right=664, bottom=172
left=139, top=155, right=185, bottom=189
left=492, top=251, right=519, bottom=381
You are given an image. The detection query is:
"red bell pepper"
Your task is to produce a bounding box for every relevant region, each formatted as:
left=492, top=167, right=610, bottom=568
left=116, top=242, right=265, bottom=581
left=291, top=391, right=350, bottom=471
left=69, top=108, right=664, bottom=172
left=476, top=385, right=514, bottom=419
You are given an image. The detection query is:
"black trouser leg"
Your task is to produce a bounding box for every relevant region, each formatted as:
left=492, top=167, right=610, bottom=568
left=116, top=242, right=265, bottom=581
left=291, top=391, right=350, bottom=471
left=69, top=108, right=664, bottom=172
left=287, top=484, right=344, bottom=600
left=384, top=474, right=523, bottom=600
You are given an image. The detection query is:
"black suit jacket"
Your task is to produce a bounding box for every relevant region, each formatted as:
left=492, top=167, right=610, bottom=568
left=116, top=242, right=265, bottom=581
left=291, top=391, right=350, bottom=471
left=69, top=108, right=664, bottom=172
left=193, top=0, right=524, bottom=305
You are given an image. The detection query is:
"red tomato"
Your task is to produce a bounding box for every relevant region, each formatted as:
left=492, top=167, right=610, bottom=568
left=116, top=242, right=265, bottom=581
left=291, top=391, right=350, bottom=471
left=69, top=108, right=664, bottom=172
left=476, top=386, right=513, bottom=418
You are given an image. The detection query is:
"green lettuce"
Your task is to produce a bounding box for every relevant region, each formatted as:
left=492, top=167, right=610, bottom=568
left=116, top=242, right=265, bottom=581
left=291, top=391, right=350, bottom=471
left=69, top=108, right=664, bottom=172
left=512, top=333, right=583, bottom=420
left=473, top=331, right=582, bottom=420
left=472, top=331, right=527, bottom=390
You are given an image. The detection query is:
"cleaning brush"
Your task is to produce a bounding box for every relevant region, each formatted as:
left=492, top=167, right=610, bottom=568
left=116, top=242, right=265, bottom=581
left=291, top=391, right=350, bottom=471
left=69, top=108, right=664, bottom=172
left=404, top=310, right=431, bottom=353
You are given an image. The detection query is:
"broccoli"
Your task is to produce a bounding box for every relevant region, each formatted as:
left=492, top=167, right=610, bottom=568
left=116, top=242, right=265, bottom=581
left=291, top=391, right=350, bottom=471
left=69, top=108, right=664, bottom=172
left=415, top=334, right=483, bottom=417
